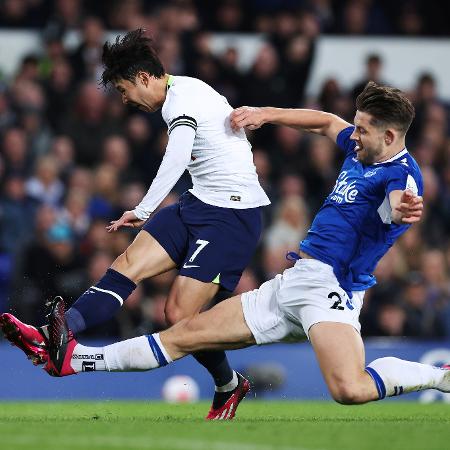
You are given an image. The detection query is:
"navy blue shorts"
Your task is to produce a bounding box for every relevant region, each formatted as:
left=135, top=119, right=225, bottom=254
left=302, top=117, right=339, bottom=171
left=143, top=192, right=262, bottom=291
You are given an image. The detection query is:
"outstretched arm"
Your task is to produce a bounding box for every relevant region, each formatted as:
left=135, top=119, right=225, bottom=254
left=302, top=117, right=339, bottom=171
left=107, top=125, right=195, bottom=232
left=230, top=107, right=351, bottom=142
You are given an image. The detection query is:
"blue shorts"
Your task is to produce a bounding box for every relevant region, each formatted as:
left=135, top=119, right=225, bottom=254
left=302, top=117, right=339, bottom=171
left=143, top=192, right=262, bottom=291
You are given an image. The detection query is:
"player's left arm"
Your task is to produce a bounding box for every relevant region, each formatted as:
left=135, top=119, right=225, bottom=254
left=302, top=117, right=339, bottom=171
left=389, top=189, right=424, bottom=224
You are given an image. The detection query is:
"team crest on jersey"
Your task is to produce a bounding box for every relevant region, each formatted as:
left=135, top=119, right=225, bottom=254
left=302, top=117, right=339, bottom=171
left=329, top=171, right=358, bottom=204
left=364, top=168, right=382, bottom=178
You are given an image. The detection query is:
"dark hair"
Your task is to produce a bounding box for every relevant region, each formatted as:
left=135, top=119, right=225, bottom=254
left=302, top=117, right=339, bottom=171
left=356, top=81, right=415, bottom=134
left=101, top=29, right=165, bottom=87
left=366, top=54, right=381, bottom=65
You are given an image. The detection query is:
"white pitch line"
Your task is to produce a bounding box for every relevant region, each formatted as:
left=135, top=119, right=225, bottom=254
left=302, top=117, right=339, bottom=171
left=4, top=434, right=330, bottom=450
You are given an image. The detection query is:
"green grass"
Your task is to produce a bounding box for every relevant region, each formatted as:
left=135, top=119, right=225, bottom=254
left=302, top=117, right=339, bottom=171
left=0, top=401, right=449, bottom=450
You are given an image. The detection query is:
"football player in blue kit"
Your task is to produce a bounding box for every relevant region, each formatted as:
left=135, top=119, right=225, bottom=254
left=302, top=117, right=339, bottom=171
left=9, top=82, right=450, bottom=412
left=0, top=29, right=270, bottom=419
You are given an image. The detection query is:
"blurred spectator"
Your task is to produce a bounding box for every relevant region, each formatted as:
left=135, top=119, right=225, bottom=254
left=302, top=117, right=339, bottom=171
left=102, top=135, right=132, bottom=175
left=59, top=188, right=91, bottom=238
left=25, top=155, right=65, bottom=206
left=0, top=175, right=39, bottom=254
left=282, top=35, right=315, bottom=106
left=375, top=302, right=407, bottom=337
left=44, top=59, right=75, bottom=133
left=49, top=135, right=76, bottom=181
left=213, top=0, right=247, bottom=32
left=62, top=81, right=118, bottom=166
left=396, top=2, right=423, bottom=36
left=1, top=127, right=31, bottom=177
left=14, top=55, right=40, bottom=83
left=0, top=88, right=16, bottom=133
left=87, top=164, right=120, bottom=220
left=351, top=53, right=385, bottom=102
left=303, top=135, right=337, bottom=213
left=269, top=126, right=307, bottom=181
left=70, top=16, right=105, bottom=83
left=262, top=195, right=310, bottom=277
left=242, top=43, right=289, bottom=107
left=44, top=0, right=85, bottom=34
left=401, top=271, right=446, bottom=338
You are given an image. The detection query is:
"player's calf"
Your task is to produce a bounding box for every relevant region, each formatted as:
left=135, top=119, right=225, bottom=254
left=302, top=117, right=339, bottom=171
left=327, top=373, right=378, bottom=404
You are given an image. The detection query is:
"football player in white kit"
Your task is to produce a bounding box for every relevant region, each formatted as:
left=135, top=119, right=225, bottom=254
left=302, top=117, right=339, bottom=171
left=34, top=82, right=450, bottom=416
left=0, top=29, right=270, bottom=419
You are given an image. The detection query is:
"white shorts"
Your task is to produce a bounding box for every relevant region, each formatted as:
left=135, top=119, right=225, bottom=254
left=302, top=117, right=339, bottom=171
left=241, top=259, right=365, bottom=344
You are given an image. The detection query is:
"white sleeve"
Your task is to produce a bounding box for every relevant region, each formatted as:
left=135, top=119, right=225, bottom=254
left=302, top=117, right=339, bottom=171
left=133, top=125, right=195, bottom=220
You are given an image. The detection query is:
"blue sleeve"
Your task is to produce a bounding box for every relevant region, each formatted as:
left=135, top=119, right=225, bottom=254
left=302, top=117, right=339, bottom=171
left=336, top=126, right=356, bottom=157
left=385, top=165, right=412, bottom=195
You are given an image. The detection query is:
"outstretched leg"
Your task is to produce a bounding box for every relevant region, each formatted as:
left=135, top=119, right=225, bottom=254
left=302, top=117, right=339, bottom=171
left=309, top=322, right=450, bottom=404
left=45, top=295, right=254, bottom=420
left=46, top=295, right=254, bottom=376
left=0, top=231, right=175, bottom=362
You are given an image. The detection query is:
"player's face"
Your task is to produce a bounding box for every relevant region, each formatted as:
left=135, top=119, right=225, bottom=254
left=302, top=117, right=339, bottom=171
left=114, top=73, right=162, bottom=113
left=350, top=111, right=385, bottom=165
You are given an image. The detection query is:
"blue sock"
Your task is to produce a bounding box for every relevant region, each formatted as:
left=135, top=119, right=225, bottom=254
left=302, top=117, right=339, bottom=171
left=365, top=366, right=387, bottom=400
left=65, top=268, right=136, bottom=334
left=146, top=334, right=170, bottom=367
left=193, top=351, right=234, bottom=387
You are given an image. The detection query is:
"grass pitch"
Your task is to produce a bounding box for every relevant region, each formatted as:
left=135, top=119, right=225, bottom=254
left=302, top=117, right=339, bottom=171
left=0, top=401, right=448, bottom=450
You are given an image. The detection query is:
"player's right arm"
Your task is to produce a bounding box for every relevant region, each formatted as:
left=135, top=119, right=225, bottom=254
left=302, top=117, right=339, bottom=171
left=106, top=124, right=195, bottom=232
left=230, top=107, right=351, bottom=143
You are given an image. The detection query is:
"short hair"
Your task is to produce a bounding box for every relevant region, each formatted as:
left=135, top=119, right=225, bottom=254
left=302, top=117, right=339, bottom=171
left=101, top=29, right=165, bottom=87
left=356, top=81, right=415, bottom=134
left=366, top=53, right=381, bottom=65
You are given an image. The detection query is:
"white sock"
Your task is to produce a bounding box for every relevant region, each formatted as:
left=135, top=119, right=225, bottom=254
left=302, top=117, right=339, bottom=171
left=104, top=334, right=172, bottom=372
left=70, top=344, right=107, bottom=373
left=366, top=357, right=447, bottom=399
left=215, top=371, right=238, bottom=392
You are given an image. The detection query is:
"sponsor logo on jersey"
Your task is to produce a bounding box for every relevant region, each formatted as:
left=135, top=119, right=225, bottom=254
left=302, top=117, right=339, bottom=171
left=329, top=171, right=359, bottom=204
left=230, top=195, right=241, bottom=202
left=182, top=263, right=200, bottom=269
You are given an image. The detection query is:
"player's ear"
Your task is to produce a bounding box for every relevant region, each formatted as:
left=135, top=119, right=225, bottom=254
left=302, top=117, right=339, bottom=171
left=137, top=71, right=150, bottom=87
left=384, top=129, right=395, bottom=145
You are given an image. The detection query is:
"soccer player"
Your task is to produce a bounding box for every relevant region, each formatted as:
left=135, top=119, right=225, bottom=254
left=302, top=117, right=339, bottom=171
left=38, top=82, right=450, bottom=409
left=0, top=29, right=270, bottom=419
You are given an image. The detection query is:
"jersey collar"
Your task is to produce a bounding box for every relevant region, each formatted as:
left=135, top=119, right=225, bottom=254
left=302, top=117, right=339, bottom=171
left=166, top=74, right=174, bottom=91
left=373, top=148, right=408, bottom=165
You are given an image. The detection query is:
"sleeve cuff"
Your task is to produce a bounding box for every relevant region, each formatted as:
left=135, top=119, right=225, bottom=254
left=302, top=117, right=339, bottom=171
left=133, top=207, right=151, bottom=221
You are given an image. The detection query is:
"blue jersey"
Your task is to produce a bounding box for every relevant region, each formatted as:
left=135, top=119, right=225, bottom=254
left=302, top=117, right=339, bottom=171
left=300, top=126, right=423, bottom=296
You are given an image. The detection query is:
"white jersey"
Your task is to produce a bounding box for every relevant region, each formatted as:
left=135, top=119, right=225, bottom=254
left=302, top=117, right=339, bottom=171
left=161, top=76, right=270, bottom=209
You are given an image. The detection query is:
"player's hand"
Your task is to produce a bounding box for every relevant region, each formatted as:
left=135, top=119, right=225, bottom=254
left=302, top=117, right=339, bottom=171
left=230, top=106, right=266, bottom=131
left=106, top=210, right=146, bottom=232
left=394, top=190, right=423, bottom=224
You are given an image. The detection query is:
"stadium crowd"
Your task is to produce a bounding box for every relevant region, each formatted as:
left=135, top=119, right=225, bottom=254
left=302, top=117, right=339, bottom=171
left=0, top=0, right=449, bottom=340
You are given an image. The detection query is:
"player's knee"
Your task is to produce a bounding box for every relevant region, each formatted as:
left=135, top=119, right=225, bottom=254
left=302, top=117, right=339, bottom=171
left=165, top=303, right=187, bottom=326
left=329, top=380, right=365, bottom=405
left=112, top=249, right=132, bottom=272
